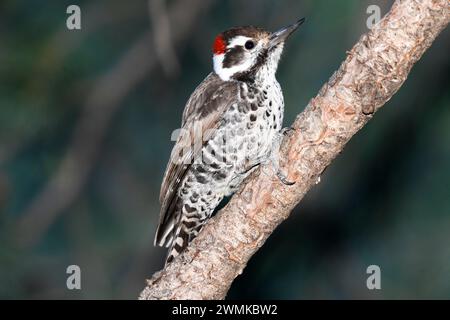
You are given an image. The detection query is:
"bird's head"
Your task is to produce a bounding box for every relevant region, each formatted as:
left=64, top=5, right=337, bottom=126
left=212, top=18, right=305, bottom=82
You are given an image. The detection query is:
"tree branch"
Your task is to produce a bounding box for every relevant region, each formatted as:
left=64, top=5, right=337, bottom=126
left=139, top=0, right=450, bottom=300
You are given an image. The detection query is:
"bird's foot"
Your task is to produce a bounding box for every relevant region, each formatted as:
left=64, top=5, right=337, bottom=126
left=269, top=130, right=296, bottom=186
left=276, top=170, right=295, bottom=185
left=280, top=126, right=295, bottom=136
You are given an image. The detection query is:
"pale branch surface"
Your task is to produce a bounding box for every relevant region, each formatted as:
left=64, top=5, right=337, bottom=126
left=140, top=0, right=450, bottom=300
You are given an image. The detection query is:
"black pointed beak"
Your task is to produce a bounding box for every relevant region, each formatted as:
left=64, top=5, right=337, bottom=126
left=269, top=18, right=305, bottom=49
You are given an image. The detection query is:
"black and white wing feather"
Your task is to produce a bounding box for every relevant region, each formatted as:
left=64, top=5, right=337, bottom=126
left=154, top=73, right=240, bottom=248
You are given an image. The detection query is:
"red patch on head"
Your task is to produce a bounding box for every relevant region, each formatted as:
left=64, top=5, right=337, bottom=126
left=212, top=34, right=226, bottom=55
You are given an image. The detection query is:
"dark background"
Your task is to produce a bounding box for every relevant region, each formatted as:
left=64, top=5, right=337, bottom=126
left=1, top=0, right=449, bottom=299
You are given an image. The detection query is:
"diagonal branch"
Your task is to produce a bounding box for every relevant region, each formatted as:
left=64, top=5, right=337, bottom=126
left=140, top=0, right=449, bottom=300
left=149, top=0, right=181, bottom=77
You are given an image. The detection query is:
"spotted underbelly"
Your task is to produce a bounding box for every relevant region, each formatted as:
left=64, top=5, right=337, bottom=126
left=178, top=82, right=284, bottom=213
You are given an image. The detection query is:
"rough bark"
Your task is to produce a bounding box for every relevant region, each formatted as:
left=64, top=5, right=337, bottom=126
left=140, top=0, right=450, bottom=300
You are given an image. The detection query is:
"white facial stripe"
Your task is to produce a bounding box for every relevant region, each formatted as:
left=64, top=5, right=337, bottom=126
left=213, top=54, right=225, bottom=79
left=227, top=35, right=252, bottom=48
left=213, top=53, right=253, bottom=81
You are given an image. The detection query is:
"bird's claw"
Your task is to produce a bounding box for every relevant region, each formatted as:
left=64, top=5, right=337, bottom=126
left=276, top=170, right=295, bottom=185
left=281, top=126, right=295, bottom=136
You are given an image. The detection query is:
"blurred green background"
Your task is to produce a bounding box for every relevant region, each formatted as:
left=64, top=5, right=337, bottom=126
left=0, top=0, right=449, bottom=299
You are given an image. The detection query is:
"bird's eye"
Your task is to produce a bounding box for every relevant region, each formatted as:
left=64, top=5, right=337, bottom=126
left=244, top=40, right=255, bottom=50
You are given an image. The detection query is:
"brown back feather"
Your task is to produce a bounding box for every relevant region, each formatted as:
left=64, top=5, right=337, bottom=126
left=155, top=73, right=240, bottom=245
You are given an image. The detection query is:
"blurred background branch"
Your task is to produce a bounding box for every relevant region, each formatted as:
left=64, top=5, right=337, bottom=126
left=139, top=0, right=450, bottom=300
left=149, top=0, right=180, bottom=77
left=15, top=0, right=212, bottom=247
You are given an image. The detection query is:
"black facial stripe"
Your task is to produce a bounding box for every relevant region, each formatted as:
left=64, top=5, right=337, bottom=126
left=233, top=48, right=269, bottom=83
left=222, top=45, right=246, bottom=68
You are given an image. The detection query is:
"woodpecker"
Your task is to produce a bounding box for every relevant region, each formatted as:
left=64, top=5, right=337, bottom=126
left=155, top=19, right=305, bottom=265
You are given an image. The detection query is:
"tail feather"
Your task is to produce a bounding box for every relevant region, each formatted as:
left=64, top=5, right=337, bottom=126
left=165, top=224, right=190, bottom=265
left=154, top=196, right=181, bottom=247
left=156, top=194, right=223, bottom=265
left=164, top=214, right=207, bottom=265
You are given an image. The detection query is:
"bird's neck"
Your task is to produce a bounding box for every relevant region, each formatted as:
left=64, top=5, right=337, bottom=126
left=241, top=46, right=283, bottom=86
